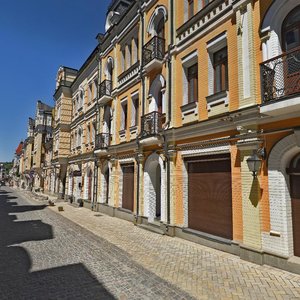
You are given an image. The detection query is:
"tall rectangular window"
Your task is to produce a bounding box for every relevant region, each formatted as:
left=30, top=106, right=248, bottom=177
left=187, top=63, right=198, bottom=103
left=93, top=79, right=98, bottom=100
left=213, top=47, right=228, bottom=93
left=88, top=83, right=92, bottom=102
left=121, top=101, right=128, bottom=130
left=131, top=96, right=139, bottom=127
left=188, top=0, right=194, bottom=19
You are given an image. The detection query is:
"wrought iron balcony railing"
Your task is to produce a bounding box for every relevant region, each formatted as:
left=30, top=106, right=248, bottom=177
left=142, top=36, right=165, bottom=67
left=140, top=111, right=163, bottom=139
left=261, top=47, right=300, bottom=103
left=95, top=133, right=110, bottom=150
left=99, top=80, right=112, bottom=99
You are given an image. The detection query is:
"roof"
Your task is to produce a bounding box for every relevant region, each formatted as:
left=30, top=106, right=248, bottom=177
left=37, top=100, right=53, bottom=113
left=15, top=141, right=24, bottom=156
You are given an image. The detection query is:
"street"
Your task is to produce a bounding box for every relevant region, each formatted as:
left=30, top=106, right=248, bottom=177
left=1, top=187, right=300, bottom=299
left=0, top=187, right=190, bottom=299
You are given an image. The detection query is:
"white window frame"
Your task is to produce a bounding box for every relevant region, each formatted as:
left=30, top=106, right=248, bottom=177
left=120, top=99, right=128, bottom=131
left=206, top=32, right=227, bottom=96
left=182, top=50, right=198, bottom=105
left=130, top=91, right=139, bottom=127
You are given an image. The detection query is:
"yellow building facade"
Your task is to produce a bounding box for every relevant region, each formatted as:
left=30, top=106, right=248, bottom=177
left=17, top=0, right=300, bottom=273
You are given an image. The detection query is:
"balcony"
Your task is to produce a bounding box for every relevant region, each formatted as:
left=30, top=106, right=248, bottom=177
left=139, top=111, right=163, bottom=146
left=142, top=36, right=165, bottom=73
left=94, top=133, right=110, bottom=156
left=260, top=47, right=300, bottom=117
left=99, top=80, right=113, bottom=105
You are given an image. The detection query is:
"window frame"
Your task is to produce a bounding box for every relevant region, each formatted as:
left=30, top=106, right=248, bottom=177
left=188, top=0, right=194, bottom=19
left=187, top=63, right=198, bottom=103
left=213, top=47, right=228, bottom=94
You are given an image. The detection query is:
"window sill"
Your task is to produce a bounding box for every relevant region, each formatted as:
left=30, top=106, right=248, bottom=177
left=181, top=101, right=198, bottom=124
left=129, top=125, right=138, bottom=134
left=119, top=129, right=126, bottom=138
left=206, top=90, right=229, bottom=117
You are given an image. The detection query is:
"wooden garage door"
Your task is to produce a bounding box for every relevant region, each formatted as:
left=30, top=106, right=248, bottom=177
left=289, top=153, right=300, bottom=258
left=122, top=164, right=134, bottom=211
left=187, top=154, right=233, bottom=240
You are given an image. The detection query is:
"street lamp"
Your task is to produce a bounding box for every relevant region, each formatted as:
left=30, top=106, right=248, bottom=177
left=247, top=148, right=266, bottom=178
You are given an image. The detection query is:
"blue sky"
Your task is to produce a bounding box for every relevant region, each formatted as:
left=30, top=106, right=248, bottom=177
left=0, top=0, right=111, bottom=162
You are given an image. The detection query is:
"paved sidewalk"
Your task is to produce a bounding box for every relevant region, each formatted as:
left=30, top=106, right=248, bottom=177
left=43, top=201, right=300, bottom=300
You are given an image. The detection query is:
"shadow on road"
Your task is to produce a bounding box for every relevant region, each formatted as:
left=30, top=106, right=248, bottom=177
left=0, top=188, right=115, bottom=299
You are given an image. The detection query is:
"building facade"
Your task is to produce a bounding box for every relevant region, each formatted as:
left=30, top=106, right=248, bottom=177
left=17, top=0, right=300, bottom=274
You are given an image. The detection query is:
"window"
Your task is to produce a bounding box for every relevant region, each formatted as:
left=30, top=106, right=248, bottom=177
left=88, top=83, right=92, bottom=103
left=77, top=128, right=82, bottom=147
left=182, top=51, right=198, bottom=106
left=156, top=17, right=165, bottom=38
left=121, top=48, right=126, bottom=72
left=79, top=90, right=84, bottom=108
left=187, top=63, right=198, bottom=103
left=126, top=44, right=132, bottom=69
left=121, top=101, right=128, bottom=131
left=188, top=0, right=194, bottom=19
left=213, top=47, right=228, bottom=93
left=91, top=122, right=96, bottom=142
left=282, top=6, right=300, bottom=52
left=93, top=79, right=98, bottom=100
left=131, top=96, right=139, bottom=127
left=86, top=124, right=90, bottom=144
left=75, top=96, right=79, bottom=112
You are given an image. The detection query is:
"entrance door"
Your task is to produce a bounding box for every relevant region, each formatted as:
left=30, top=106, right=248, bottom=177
left=289, top=155, right=300, bottom=257
left=122, top=164, right=134, bottom=211
left=187, top=154, right=233, bottom=240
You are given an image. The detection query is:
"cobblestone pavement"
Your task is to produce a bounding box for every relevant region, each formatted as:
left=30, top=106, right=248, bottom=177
left=3, top=187, right=300, bottom=299
left=0, top=187, right=192, bottom=300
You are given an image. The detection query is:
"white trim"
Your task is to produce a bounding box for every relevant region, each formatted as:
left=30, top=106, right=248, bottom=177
left=263, top=133, right=300, bottom=257
left=143, top=153, right=166, bottom=223
left=206, top=32, right=227, bottom=51
left=181, top=144, right=230, bottom=157
left=147, top=5, right=168, bottom=37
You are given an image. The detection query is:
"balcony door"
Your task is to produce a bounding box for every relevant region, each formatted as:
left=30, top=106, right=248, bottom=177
left=282, top=6, right=300, bottom=95
left=103, top=105, right=111, bottom=134
left=149, top=74, right=165, bottom=114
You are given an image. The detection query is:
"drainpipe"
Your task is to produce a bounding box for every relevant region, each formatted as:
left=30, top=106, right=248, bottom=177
left=135, top=138, right=140, bottom=222
left=92, top=47, right=102, bottom=210
left=139, top=0, right=145, bottom=116
left=134, top=0, right=145, bottom=223
left=164, top=0, right=175, bottom=228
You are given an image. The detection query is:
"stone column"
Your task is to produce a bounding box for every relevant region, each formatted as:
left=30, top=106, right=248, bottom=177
left=237, top=138, right=264, bottom=264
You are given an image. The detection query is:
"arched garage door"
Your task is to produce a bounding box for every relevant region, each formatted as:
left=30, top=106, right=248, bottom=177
left=187, top=153, right=233, bottom=240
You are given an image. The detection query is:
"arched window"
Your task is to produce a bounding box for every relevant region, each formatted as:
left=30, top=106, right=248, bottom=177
left=147, top=6, right=167, bottom=38
left=282, top=6, right=300, bottom=52
left=156, top=17, right=165, bottom=39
